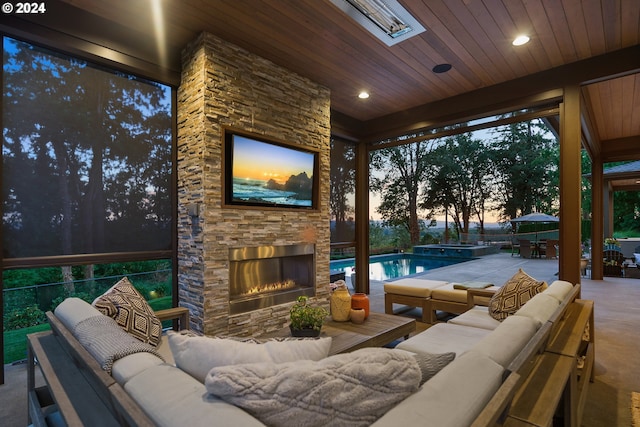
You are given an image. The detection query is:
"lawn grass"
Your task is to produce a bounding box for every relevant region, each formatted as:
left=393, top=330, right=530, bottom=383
left=4, top=323, right=51, bottom=364
left=3, top=296, right=174, bottom=365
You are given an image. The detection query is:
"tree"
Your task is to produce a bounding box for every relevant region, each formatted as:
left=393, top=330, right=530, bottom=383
left=490, top=119, right=558, bottom=224
left=330, top=138, right=355, bottom=242
left=422, top=133, right=495, bottom=237
left=2, top=37, right=172, bottom=286
left=370, top=141, right=435, bottom=245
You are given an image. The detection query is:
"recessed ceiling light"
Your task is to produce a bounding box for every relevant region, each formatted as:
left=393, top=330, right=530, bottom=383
left=358, top=91, right=370, bottom=99
left=512, top=35, right=530, bottom=46
left=432, top=63, right=452, bottom=73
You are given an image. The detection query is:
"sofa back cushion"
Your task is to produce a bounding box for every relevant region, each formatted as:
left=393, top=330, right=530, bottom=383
left=167, top=331, right=332, bottom=383
left=514, top=293, right=561, bottom=328
left=471, top=315, right=538, bottom=368
left=543, top=280, right=574, bottom=303
left=54, top=297, right=103, bottom=330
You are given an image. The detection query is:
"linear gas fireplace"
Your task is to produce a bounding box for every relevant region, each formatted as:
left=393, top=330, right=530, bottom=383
left=228, top=244, right=316, bottom=315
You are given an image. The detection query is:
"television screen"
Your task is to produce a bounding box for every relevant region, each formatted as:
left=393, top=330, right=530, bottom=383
left=224, top=132, right=318, bottom=209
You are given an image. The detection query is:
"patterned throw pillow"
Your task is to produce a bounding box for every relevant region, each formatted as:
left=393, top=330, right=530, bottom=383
left=93, top=277, right=162, bottom=347
left=489, top=269, right=547, bottom=321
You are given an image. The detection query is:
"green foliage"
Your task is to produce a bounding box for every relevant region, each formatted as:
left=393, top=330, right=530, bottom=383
left=2, top=267, right=63, bottom=288
left=289, top=296, right=328, bottom=331
left=3, top=305, right=46, bottom=331
left=330, top=138, right=356, bottom=242
left=422, top=132, right=495, bottom=236
left=490, top=120, right=559, bottom=220
left=370, top=141, right=437, bottom=245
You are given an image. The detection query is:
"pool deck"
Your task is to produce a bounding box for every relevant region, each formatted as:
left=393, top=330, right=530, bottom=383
left=357, top=251, right=560, bottom=315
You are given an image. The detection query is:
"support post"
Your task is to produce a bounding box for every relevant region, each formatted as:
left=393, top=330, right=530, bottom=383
left=354, top=142, right=370, bottom=294
left=559, top=85, right=582, bottom=288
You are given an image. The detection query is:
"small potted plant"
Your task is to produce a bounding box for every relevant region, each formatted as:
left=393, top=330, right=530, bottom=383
left=289, top=296, right=328, bottom=337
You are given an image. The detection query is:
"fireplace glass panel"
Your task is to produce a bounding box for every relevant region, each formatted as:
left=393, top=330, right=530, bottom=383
left=228, top=244, right=315, bottom=314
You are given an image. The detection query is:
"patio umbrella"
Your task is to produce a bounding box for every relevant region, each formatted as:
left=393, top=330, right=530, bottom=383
left=511, top=213, right=559, bottom=241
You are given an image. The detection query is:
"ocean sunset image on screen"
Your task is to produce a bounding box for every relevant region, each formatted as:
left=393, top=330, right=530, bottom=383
left=229, top=134, right=316, bottom=208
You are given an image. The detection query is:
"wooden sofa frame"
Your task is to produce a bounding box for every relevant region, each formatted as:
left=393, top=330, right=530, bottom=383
left=27, top=290, right=593, bottom=427
left=27, top=307, right=190, bottom=427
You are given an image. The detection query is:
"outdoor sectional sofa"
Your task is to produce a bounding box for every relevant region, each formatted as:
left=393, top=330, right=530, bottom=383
left=27, top=280, right=593, bottom=427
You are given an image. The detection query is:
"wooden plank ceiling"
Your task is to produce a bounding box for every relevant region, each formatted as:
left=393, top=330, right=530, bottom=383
left=16, top=0, right=640, bottom=161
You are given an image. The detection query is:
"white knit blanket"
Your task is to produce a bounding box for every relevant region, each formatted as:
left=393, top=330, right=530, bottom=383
left=205, top=347, right=422, bottom=427
left=72, top=315, right=164, bottom=374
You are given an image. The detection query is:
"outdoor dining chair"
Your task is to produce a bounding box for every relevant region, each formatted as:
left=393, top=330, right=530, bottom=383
left=518, top=239, right=533, bottom=259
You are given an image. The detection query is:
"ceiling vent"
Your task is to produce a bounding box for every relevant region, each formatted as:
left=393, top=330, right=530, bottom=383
left=329, top=0, right=426, bottom=46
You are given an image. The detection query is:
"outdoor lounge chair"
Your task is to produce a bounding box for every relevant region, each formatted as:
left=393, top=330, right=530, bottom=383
left=604, top=249, right=625, bottom=276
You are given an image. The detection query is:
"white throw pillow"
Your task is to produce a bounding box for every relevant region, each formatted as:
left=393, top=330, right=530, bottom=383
left=634, top=253, right=640, bottom=264
left=167, top=331, right=332, bottom=383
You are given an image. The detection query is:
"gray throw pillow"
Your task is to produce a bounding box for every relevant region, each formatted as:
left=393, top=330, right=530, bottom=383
left=412, top=351, right=456, bottom=385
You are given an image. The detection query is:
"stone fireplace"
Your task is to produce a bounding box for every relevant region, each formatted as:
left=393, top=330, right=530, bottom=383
left=228, top=244, right=316, bottom=315
left=177, top=32, right=331, bottom=337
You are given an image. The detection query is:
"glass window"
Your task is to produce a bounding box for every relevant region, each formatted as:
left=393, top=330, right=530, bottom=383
left=2, top=261, right=172, bottom=364
left=330, top=137, right=356, bottom=258
left=1, top=36, right=175, bottom=371
left=2, top=37, right=173, bottom=258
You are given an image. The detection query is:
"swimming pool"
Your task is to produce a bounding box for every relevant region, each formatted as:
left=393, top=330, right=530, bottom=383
left=329, top=253, right=472, bottom=281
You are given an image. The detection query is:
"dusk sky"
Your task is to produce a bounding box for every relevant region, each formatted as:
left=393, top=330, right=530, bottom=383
left=232, top=136, right=314, bottom=185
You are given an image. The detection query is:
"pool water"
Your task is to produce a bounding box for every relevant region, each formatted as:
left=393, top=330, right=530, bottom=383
left=329, top=253, right=471, bottom=281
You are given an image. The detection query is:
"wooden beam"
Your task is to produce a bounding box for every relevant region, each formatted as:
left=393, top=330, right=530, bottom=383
left=334, top=45, right=640, bottom=142
left=0, top=9, right=181, bottom=86
left=600, top=136, right=640, bottom=162
left=580, top=89, right=601, bottom=159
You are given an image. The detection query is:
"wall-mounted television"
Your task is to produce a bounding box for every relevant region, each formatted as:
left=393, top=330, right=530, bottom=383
left=223, top=129, right=319, bottom=210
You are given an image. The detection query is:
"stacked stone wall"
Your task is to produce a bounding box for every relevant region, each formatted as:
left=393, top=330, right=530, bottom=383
left=177, top=32, right=331, bottom=336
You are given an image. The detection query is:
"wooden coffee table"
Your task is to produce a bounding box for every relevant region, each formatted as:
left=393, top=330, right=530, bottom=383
left=263, top=312, right=416, bottom=355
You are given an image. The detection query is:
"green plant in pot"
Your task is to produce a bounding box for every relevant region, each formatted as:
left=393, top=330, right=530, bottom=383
left=289, top=296, right=328, bottom=337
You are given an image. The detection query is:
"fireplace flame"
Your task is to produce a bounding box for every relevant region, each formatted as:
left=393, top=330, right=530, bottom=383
left=240, top=279, right=297, bottom=297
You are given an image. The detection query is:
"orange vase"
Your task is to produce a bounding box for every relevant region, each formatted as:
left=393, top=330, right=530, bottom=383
left=351, top=293, right=370, bottom=319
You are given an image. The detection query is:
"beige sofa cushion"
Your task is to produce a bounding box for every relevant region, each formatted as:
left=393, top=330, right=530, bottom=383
left=543, top=280, right=574, bottom=303
left=396, top=323, right=490, bottom=357
left=383, top=279, right=448, bottom=298
left=430, top=283, right=468, bottom=303
left=54, top=297, right=103, bottom=330
left=513, top=292, right=561, bottom=328
left=112, top=352, right=165, bottom=385
left=125, top=364, right=264, bottom=427
left=373, top=350, right=504, bottom=427
left=447, top=306, right=501, bottom=330
left=471, top=315, right=538, bottom=368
